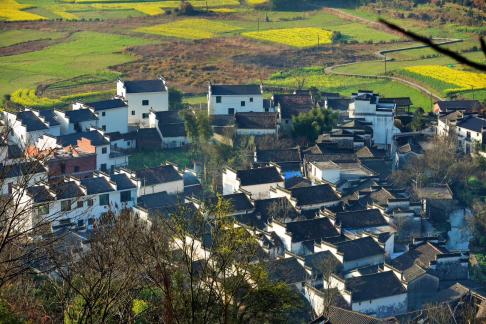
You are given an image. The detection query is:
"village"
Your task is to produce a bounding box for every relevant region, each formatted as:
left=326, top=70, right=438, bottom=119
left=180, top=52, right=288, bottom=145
left=2, top=75, right=486, bottom=322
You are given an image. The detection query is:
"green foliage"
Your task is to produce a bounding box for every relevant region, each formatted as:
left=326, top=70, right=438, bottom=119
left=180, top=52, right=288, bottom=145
left=0, top=299, right=24, bottom=324
left=292, top=108, right=337, bottom=142
left=132, top=299, right=149, bottom=316
left=169, top=88, right=184, bottom=110
left=409, top=107, right=426, bottom=131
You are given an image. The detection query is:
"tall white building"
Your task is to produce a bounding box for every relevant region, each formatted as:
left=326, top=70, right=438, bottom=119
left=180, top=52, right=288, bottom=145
left=116, top=78, right=169, bottom=127
left=207, top=83, right=264, bottom=115
left=348, top=91, right=400, bottom=151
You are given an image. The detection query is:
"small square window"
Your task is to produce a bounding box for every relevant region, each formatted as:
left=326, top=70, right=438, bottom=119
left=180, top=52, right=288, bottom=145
left=77, top=201, right=83, bottom=208
left=101, top=112, right=106, bottom=117
left=120, top=190, right=131, bottom=202
left=87, top=199, right=94, bottom=207
left=77, top=219, right=84, bottom=227
left=101, top=125, right=106, bottom=131
left=37, top=204, right=49, bottom=216
left=101, top=147, right=107, bottom=154
left=142, top=99, right=149, bottom=106
left=142, top=113, right=149, bottom=119
left=100, top=164, right=107, bottom=172
left=216, top=96, right=222, bottom=103
left=228, top=108, right=235, bottom=115
left=131, top=110, right=135, bottom=116
left=241, top=101, right=245, bottom=107
left=61, top=200, right=72, bottom=212
left=99, top=194, right=109, bottom=206
left=250, top=97, right=253, bottom=102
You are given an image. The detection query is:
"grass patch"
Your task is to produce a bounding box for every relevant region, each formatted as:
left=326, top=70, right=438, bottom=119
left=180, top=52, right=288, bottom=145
left=0, top=29, right=65, bottom=48
left=10, top=88, right=113, bottom=109
left=243, top=27, right=334, bottom=48
left=0, top=31, right=152, bottom=100
left=128, top=149, right=193, bottom=170
left=136, top=18, right=241, bottom=40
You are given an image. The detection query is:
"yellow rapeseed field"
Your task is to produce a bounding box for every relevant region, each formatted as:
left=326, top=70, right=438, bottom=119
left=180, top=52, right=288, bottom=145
left=242, top=27, right=334, bottom=48
left=0, top=0, right=45, bottom=21
left=136, top=18, right=241, bottom=39
left=405, top=65, right=486, bottom=91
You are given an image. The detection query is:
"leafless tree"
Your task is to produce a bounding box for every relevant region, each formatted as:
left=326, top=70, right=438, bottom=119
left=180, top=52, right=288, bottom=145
left=318, top=257, right=341, bottom=318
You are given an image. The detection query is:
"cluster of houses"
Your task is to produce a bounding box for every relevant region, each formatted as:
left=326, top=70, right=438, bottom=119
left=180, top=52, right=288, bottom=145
left=1, top=76, right=485, bottom=322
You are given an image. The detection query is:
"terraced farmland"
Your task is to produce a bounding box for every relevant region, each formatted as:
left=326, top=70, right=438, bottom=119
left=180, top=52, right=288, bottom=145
left=136, top=18, right=241, bottom=39
left=243, top=27, right=334, bottom=48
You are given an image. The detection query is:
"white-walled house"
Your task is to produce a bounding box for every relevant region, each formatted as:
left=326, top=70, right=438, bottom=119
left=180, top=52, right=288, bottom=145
left=207, top=83, right=264, bottom=115
left=270, top=184, right=341, bottom=211
left=3, top=110, right=58, bottom=148
left=308, top=160, right=375, bottom=185
left=330, top=270, right=407, bottom=317
left=135, top=164, right=184, bottom=196
left=15, top=170, right=139, bottom=231
left=0, top=160, right=47, bottom=195
left=74, top=99, right=128, bottom=134
left=222, top=166, right=284, bottom=199
left=149, top=111, right=189, bottom=149
left=55, top=107, right=98, bottom=135
left=348, top=91, right=400, bottom=151
left=116, top=78, right=169, bottom=127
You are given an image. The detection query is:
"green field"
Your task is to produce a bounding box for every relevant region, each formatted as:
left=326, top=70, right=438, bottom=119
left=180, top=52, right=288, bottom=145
left=0, top=31, right=152, bottom=100
left=0, top=29, right=66, bottom=47
left=129, top=149, right=193, bottom=170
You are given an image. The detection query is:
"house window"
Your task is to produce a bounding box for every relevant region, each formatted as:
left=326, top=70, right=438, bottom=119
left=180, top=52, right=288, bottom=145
left=142, top=113, right=149, bottom=119
left=285, top=119, right=289, bottom=124
left=88, top=218, right=95, bottom=225
left=101, top=112, right=106, bottom=117
left=216, top=96, right=222, bottom=103
left=101, top=125, right=106, bottom=131
left=131, top=110, right=135, bottom=116
left=74, top=166, right=80, bottom=173
left=241, top=101, right=246, bottom=107
left=77, top=219, right=84, bottom=227
left=77, top=201, right=84, bottom=208
left=100, top=164, right=107, bottom=172
left=61, top=200, right=72, bottom=212
left=87, top=199, right=94, bottom=207
left=142, top=100, right=149, bottom=106
left=228, top=108, right=235, bottom=115
left=7, top=182, right=12, bottom=194
left=101, top=147, right=107, bottom=154
left=120, top=190, right=131, bottom=202
left=60, top=162, right=66, bottom=174
left=467, top=131, right=471, bottom=139
left=99, top=194, right=109, bottom=206
left=37, top=203, right=49, bottom=216
left=250, top=97, right=253, bottom=102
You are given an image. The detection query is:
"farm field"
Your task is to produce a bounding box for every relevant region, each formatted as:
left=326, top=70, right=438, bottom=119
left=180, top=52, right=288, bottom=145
left=0, top=29, right=66, bottom=48
left=0, top=31, right=153, bottom=100
left=129, top=149, right=192, bottom=170
left=243, top=27, right=334, bottom=48
left=136, top=18, right=241, bottom=40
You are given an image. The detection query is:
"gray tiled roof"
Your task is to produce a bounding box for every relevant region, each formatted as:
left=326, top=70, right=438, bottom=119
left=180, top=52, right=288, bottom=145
left=124, top=79, right=166, bottom=93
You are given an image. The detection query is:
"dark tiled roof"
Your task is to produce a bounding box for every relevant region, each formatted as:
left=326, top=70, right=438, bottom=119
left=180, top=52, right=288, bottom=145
left=456, top=115, right=486, bottom=133
left=52, top=181, right=84, bottom=200
left=7, top=144, right=23, bottom=159
left=111, top=173, right=136, bottom=190
left=289, top=184, right=340, bottom=206
left=253, top=197, right=298, bottom=222
left=123, top=79, right=166, bottom=93
left=154, top=111, right=183, bottom=125
left=210, top=84, right=261, bottom=96
left=80, top=177, right=114, bottom=194
left=137, top=191, right=178, bottom=210
left=285, top=176, right=312, bottom=189
left=390, top=241, right=446, bottom=278
left=346, top=271, right=406, bottom=302
left=27, top=186, right=54, bottom=203
left=37, top=109, right=60, bottom=127
left=136, top=128, right=162, bottom=148
left=235, top=112, right=277, bottom=130
left=57, top=131, right=109, bottom=147
left=210, top=115, right=235, bottom=127
left=0, top=161, right=46, bottom=179
left=380, top=97, right=413, bottom=107
left=266, top=257, right=307, bottom=284
left=273, top=93, right=314, bottom=119
left=183, top=171, right=200, bottom=186
left=255, top=147, right=301, bottom=163
left=360, top=158, right=392, bottom=180
left=212, top=192, right=253, bottom=212
left=236, top=166, right=283, bottom=186
left=286, top=218, right=340, bottom=242
left=436, top=100, right=481, bottom=113
left=335, top=209, right=388, bottom=229
left=327, top=98, right=353, bottom=111
left=16, top=110, right=48, bottom=132
left=304, top=251, right=342, bottom=274
left=160, top=123, right=186, bottom=138
left=136, top=165, right=182, bottom=186
left=336, top=237, right=384, bottom=262
left=64, top=109, right=98, bottom=123
left=85, top=99, right=127, bottom=111
left=324, top=306, right=385, bottom=324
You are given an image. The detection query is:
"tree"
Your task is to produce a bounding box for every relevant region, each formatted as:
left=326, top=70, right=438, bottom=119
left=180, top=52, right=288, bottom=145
left=169, top=88, right=184, bottom=110
left=292, top=108, right=338, bottom=143
left=409, top=107, right=426, bottom=131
